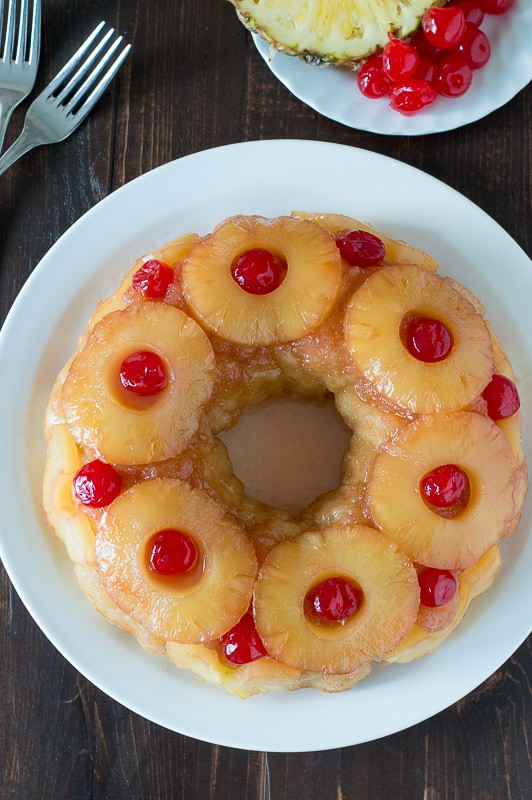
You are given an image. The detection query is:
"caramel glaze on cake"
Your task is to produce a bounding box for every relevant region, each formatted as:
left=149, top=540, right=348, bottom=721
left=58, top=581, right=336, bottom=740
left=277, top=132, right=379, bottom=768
left=43, top=212, right=527, bottom=697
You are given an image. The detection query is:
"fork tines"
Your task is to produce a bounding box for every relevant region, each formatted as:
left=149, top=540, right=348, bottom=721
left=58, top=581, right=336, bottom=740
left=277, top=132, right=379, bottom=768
left=47, top=21, right=131, bottom=116
left=0, top=0, right=40, bottom=65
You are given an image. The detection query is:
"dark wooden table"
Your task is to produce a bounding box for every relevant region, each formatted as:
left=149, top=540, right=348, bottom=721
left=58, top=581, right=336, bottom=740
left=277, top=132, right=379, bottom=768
left=0, top=1, right=530, bottom=798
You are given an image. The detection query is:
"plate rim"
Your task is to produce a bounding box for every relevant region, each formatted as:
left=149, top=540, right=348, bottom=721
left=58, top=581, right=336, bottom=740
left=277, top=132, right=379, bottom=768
left=251, top=2, right=532, bottom=136
left=0, top=139, right=530, bottom=752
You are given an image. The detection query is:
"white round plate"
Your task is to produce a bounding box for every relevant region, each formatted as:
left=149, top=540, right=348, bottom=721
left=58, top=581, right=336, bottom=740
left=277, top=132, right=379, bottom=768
left=0, top=140, right=530, bottom=752
left=252, top=2, right=532, bottom=135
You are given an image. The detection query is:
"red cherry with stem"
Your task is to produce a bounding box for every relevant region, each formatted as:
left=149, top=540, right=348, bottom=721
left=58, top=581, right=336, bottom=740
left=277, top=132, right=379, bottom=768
left=482, top=374, right=521, bottom=420
left=336, top=229, right=385, bottom=267
left=409, top=29, right=445, bottom=62
left=420, top=464, right=470, bottom=508
left=452, top=0, right=485, bottom=26
left=418, top=568, right=457, bottom=607
left=148, top=529, right=198, bottom=575
left=414, top=57, right=437, bottom=85
left=132, top=259, right=174, bottom=298
left=305, top=577, right=362, bottom=622
left=73, top=459, right=122, bottom=508
left=389, top=79, right=437, bottom=115
left=383, top=35, right=419, bottom=82
left=357, top=55, right=391, bottom=98
left=119, top=350, right=167, bottom=396
left=220, top=612, right=267, bottom=664
left=231, top=249, right=287, bottom=295
left=405, top=316, right=453, bottom=362
left=482, top=0, right=515, bottom=13
left=422, top=7, right=467, bottom=49
left=454, top=23, right=490, bottom=69
left=435, top=54, right=473, bottom=97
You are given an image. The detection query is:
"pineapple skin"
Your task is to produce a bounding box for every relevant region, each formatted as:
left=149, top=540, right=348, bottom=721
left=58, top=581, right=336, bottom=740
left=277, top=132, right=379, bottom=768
left=230, top=0, right=443, bottom=65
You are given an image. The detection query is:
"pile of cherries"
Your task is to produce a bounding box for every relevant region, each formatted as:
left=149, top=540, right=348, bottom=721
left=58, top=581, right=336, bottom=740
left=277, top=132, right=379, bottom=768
left=357, top=0, right=515, bottom=115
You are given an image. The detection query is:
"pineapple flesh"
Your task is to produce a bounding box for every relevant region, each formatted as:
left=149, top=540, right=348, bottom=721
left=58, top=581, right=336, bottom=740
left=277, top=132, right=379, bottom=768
left=62, top=303, right=215, bottom=465
left=182, top=215, right=341, bottom=346
left=366, top=412, right=523, bottom=569
left=96, top=478, right=258, bottom=643
left=344, top=263, right=494, bottom=415
left=254, top=524, right=419, bottom=674
left=229, top=0, right=439, bottom=65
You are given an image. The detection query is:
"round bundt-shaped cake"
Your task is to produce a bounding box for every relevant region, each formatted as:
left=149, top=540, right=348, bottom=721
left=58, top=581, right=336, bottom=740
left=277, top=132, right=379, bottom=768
left=43, top=212, right=527, bottom=697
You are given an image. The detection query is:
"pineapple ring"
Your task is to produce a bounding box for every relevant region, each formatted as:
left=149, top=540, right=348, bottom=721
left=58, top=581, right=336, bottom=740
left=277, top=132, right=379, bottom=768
left=344, top=263, right=494, bottom=415
left=62, top=303, right=215, bottom=465
left=253, top=524, right=420, bottom=675
left=182, top=215, right=342, bottom=345
left=96, top=478, right=258, bottom=643
left=366, top=412, right=524, bottom=570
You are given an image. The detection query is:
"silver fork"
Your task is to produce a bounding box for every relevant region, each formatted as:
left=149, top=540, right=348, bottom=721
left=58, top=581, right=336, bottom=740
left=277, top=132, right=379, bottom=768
left=0, top=0, right=41, bottom=151
left=0, top=21, right=131, bottom=176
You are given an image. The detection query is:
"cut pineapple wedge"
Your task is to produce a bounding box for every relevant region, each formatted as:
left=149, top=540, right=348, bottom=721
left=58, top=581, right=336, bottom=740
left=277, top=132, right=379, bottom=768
left=254, top=524, right=419, bottom=674
left=230, top=0, right=437, bottom=64
left=62, top=303, right=215, bottom=465
left=182, top=215, right=341, bottom=345
left=366, top=412, right=523, bottom=569
left=96, top=478, right=257, bottom=643
left=344, top=263, right=494, bottom=414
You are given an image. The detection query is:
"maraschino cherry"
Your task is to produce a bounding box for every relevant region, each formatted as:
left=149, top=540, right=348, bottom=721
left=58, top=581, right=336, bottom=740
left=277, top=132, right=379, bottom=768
left=435, top=54, right=473, bottom=97
left=390, top=79, right=437, bottom=115
left=147, top=529, right=198, bottom=575
left=482, top=374, right=520, bottom=420
left=418, top=567, right=457, bottom=607
left=119, top=350, right=167, bottom=396
left=305, top=577, right=362, bottom=623
left=382, top=35, right=419, bottom=82
left=73, top=459, right=122, bottom=507
left=231, top=249, right=287, bottom=295
left=454, top=24, right=491, bottom=69
left=405, top=316, right=453, bottom=362
left=220, top=612, right=267, bottom=664
left=132, top=259, right=174, bottom=298
left=336, top=230, right=385, bottom=268
left=452, top=0, right=485, bottom=26
left=422, top=6, right=467, bottom=49
left=420, top=464, right=470, bottom=508
left=482, top=0, right=515, bottom=14
left=357, top=55, right=391, bottom=98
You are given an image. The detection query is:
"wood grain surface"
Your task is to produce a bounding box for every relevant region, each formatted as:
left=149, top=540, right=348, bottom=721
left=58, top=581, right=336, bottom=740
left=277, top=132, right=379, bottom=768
left=0, top=1, right=530, bottom=798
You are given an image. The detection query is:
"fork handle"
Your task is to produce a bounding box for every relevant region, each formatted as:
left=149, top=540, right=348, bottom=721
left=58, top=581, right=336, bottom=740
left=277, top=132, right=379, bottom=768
left=0, top=102, right=16, bottom=155
left=0, top=125, right=39, bottom=177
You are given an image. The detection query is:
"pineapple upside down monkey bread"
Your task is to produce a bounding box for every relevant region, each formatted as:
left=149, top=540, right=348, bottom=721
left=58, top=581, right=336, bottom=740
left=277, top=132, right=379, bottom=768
left=43, top=212, right=527, bottom=697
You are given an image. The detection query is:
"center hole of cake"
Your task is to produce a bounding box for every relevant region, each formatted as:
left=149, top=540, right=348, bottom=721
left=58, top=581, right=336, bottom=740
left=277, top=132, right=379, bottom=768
left=219, top=396, right=352, bottom=515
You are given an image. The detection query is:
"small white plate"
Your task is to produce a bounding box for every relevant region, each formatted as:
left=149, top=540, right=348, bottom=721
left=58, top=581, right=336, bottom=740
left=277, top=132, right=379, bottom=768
left=252, top=2, right=532, bottom=135
left=0, top=140, right=530, bottom=751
